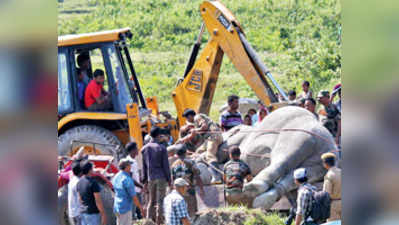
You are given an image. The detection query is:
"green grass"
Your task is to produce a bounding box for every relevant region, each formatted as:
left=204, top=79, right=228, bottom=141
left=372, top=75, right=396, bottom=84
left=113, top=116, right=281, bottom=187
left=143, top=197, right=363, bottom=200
left=213, top=206, right=286, bottom=225
left=58, top=0, right=341, bottom=121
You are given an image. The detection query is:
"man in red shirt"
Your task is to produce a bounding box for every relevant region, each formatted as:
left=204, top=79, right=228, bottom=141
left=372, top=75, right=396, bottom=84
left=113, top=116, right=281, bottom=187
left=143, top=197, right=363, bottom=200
left=84, top=69, right=112, bottom=111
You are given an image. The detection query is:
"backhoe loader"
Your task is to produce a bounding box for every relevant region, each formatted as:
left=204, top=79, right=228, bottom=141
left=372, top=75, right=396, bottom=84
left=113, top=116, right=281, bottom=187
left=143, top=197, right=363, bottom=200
left=57, top=1, right=287, bottom=157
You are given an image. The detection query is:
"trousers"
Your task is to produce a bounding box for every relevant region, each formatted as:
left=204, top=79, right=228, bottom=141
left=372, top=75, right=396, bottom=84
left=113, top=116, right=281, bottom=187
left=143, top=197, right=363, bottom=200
left=146, top=179, right=167, bottom=224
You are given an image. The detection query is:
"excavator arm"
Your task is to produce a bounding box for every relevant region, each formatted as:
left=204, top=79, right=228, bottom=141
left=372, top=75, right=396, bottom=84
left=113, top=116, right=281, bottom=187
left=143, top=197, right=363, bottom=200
left=172, top=1, right=287, bottom=125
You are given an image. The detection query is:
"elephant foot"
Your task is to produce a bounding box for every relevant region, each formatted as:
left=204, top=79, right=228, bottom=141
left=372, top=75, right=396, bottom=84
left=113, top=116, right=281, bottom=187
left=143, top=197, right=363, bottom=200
left=252, top=188, right=279, bottom=209
left=243, top=179, right=269, bottom=199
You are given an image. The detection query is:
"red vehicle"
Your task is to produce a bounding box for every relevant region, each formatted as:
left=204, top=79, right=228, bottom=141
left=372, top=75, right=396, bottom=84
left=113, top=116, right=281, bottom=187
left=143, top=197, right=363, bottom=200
left=58, top=142, right=120, bottom=225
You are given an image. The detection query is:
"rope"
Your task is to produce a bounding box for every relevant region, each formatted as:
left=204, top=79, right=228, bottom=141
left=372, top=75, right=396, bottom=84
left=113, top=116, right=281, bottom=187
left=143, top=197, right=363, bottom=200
left=196, top=127, right=341, bottom=154
left=175, top=127, right=342, bottom=176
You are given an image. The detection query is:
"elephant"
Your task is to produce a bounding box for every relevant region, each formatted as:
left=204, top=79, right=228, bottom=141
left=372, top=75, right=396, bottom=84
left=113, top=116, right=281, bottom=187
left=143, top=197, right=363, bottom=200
left=189, top=106, right=337, bottom=209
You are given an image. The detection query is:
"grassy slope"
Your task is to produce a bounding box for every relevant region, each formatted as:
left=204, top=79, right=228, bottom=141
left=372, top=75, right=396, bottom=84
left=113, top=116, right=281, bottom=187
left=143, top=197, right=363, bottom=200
left=58, top=0, right=341, bottom=120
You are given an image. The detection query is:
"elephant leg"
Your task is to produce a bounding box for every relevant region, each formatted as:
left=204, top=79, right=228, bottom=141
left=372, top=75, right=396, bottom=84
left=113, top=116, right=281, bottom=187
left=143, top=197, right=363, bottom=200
left=251, top=164, right=325, bottom=209
left=251, top=171, right=295, bottom=208
left=243, top=132, right=316, bottom=199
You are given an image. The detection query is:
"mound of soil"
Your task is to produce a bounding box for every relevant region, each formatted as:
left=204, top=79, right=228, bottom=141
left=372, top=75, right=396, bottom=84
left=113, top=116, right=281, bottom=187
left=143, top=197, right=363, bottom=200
left=192, top=208, right=274, bottom=225
left=133, top=219, right=156, bottom=225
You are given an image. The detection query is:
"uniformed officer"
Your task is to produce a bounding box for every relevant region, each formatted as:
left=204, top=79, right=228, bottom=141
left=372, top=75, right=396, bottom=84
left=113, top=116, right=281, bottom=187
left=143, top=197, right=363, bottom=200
left=317, top=90, right=341, bottom=145
left=170, top=144, right=205, bottom=218
left=223, top=146, right=253, bottom=205
left=178, top=113, right=224, bottom=184
left=167, top=109, right=199, bottom=157
left=180, top=109, right=196, bottom=138
left=321, top=152, right=341, bottom=222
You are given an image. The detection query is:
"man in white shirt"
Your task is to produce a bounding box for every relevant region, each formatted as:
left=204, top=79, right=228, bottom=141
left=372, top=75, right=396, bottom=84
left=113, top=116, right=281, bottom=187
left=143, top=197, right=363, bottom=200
left=68, top=160, right=83, bottom=225
left=125, top=142, right=144, bottom=220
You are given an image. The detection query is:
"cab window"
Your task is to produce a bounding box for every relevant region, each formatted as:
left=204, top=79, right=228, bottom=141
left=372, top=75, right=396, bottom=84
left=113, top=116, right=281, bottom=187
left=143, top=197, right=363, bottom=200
left=58, top=51, right=73, bottom=114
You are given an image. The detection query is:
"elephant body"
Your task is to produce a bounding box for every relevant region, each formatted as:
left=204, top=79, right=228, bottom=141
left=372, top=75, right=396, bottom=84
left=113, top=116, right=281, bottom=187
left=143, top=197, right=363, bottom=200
left=193, top=106, right=337, bottom=208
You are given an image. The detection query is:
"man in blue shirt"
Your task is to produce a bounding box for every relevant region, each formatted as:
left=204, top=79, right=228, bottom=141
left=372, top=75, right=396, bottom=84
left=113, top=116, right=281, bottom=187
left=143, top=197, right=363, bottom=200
left=76, top=68, right=86, bottom=109
left=112, top=159, right=145, bottom=225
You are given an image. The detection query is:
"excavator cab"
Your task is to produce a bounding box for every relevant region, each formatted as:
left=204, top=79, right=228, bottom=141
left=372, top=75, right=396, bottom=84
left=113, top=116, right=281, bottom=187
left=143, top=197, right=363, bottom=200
left=58, top=28, right=145, bottom=115
left=58, top=28, right=178, bottom=157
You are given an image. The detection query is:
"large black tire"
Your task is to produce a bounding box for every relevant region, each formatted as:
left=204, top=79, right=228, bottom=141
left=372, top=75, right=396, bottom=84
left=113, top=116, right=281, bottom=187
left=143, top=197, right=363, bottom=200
left=58, top=125, right=122, bottom=156
left=57, top=183, right=116, bottom=225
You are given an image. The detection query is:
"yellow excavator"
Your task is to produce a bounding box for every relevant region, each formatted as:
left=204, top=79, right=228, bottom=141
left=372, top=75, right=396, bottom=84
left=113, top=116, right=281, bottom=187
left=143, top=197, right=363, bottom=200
left=174, top=1, right=287, bottom=125
left=57, top=1, right=287, bottom=157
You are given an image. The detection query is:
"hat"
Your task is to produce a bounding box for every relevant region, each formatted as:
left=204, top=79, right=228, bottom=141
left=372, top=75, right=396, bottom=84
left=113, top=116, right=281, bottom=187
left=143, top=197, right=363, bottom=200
left=332, top=84, right=341, bottom=95
left=321, top=152, right=336, bottom=161
left=317, top=90, right=330, bottom=98
left=118, top=158, right=132, bottom=170
left=293, top=168, right=307, bottom=180
left=182, top=109, right=196, bottom=117
left=174, top=178, right=189, bottom=187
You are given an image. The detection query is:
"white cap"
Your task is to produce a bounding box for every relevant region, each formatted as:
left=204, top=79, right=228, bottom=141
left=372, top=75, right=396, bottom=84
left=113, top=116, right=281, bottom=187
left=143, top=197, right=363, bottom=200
left=293, top=168, right=307, bottom=180
left=174, top=178, right=189, bottom=187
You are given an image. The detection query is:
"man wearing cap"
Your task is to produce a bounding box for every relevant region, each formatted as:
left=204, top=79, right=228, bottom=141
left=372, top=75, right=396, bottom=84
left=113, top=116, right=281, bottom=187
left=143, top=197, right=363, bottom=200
left=321, top=153, right=341, bottom=221
left=317, top=90, right=341, bottom=145
left=163, top=178, right=191, bottom=225
left=180, top=109, right=196, bottom=138
left=330, top=84, right=341, bottom=113
left=223, top=146, right=253, bottom=205
left=167, top=109, right=201, bottom=157
left=179, top=113, right=224, bottom=184
left=170, top=144, right=204, bottom=217
left=293, top=168, right=317, bottom=225
left=112, top=159, right=145, bottom=225
left=142, top=126, right=171, bottom=225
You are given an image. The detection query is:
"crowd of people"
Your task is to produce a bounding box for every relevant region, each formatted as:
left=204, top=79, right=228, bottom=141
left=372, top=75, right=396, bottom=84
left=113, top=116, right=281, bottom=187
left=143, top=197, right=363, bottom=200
left=230, top=81, right=341, bottom=147
left=65, top=80, right=342, bottom=225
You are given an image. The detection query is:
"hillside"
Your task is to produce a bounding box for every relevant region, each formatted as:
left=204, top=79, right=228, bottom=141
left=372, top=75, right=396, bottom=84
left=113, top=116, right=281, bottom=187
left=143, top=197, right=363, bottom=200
left=58, top=0, right=341, bottom=120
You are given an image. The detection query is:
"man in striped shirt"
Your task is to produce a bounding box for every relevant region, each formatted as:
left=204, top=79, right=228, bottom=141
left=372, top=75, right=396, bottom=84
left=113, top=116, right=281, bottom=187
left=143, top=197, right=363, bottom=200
left=220, top=95, right=243, bottom=131
left=294, top=168, right=317, bottom=225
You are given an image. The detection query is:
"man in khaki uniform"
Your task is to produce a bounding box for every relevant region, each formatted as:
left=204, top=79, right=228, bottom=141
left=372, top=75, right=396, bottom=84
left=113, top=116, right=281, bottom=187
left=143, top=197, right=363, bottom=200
left=317, top=90, right=341, bottom=146
left=321, top=152, right=341, bottom=221
left=178, top=113, right=223, bottom=184
left=170, top=144, right=205, bottom=218
left=167, top=109, right=199, bottom=157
